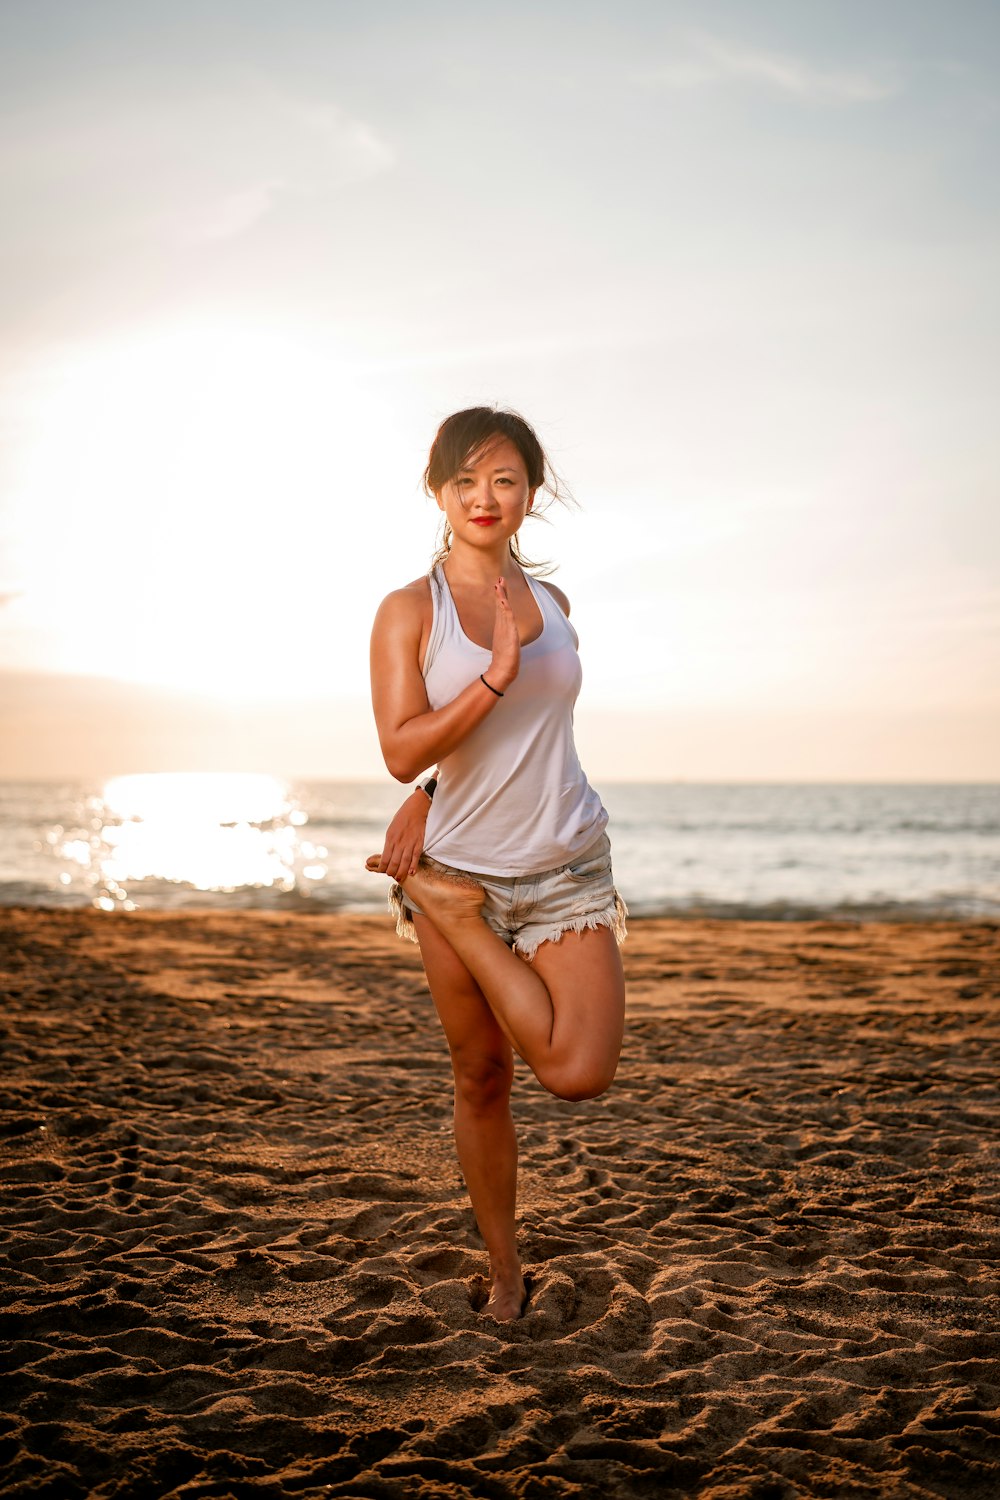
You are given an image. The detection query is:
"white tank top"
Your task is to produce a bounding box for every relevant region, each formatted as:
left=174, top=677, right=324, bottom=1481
left=421, top=562, right=607, bottom=876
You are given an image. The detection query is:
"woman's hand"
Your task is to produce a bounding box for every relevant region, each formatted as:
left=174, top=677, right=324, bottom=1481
left=372, top=787, right=432, bottom=879
left=488, top=576, right=520, bottom=691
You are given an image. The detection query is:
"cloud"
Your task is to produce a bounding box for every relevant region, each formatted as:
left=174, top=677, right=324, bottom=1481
left=178, top=182, right=280, bottom=246
left=294, top=101, right=395, bottom=177
left=0, top=82, right=396, bottom=251
left=164, top=90, right=397, bottom=246
left=650, top=32, right=900, bottom=104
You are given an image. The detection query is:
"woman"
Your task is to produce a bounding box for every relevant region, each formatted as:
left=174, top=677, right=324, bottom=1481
left=367, top=406, right=627, bottom=1321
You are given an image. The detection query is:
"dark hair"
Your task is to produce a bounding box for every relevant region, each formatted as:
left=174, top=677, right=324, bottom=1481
left=422, top=406, right=572, bottom=575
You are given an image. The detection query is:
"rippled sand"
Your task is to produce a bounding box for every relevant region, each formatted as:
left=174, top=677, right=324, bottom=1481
left=1, top=909, right=998, bottom=1498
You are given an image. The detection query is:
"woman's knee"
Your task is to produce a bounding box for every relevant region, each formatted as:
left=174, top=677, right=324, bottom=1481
left=452, top=1049, right=513, bottom=1112
left=540, top=1060, right=618, bottom=1103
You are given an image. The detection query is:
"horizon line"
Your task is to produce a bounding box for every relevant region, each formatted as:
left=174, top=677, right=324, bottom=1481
left=1, top=774, right=997, bottom=788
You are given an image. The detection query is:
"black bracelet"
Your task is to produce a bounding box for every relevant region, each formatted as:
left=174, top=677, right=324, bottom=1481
left=480, top=673, right=504, bottom=698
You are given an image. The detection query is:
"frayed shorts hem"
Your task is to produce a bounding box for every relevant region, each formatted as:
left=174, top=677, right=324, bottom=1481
left=386, top=833, right=628, bottom=960
left=387, top=883, right=628, bottom=960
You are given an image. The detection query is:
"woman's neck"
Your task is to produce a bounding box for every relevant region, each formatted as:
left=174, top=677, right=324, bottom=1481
left=443, top=539, right=519, bottom=587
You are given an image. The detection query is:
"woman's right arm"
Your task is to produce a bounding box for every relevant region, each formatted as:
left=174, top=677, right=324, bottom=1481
left=370, top=578, right=519, bottom=783
left=373, top=782, right=433, bottom=878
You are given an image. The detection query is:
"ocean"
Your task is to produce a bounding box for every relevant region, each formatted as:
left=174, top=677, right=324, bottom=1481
left=1, top=776, right=997, bottom=921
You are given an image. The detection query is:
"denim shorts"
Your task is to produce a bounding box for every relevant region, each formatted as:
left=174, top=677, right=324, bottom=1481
left=387, top=829, right=628, bottom=962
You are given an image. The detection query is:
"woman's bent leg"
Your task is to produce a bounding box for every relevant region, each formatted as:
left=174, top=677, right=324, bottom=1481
left=404, top=867, right=624, bottom=1101
left=413, top=914, right=526, bottom=1321
left=526, top=924, right=625, bottom=1097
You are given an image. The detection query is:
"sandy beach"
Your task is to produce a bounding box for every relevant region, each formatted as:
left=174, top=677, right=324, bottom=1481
left=1, top=907, right=998, bottom=1499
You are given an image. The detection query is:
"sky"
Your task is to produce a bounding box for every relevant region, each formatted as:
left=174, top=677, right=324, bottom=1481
left=0, top=0, right=997, bottom=781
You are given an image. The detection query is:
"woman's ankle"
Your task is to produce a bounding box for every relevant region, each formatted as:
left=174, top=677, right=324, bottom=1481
left=489, top=1256, right=524, bottom=1286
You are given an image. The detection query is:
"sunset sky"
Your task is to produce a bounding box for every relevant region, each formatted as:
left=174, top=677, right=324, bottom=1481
left=1, top=0, right=997, bottom=781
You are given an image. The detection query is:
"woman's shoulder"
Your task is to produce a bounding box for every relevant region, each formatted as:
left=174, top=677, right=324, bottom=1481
left=372, top=574, right=434, bottom=634
left=537, top=578, right=571, bottom=618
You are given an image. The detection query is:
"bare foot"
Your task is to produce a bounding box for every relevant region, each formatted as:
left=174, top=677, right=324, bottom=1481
left=485, top=1271, right=527, bottom=1322
left=365, top=854, right=485, bottom=923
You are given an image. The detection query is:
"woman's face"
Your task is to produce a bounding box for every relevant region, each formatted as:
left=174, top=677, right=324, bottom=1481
left=436, top=435, right=535, bottom=548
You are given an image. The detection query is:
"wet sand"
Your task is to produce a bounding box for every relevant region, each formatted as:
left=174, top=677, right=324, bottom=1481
left=1, top=907, right=998, bottom=1498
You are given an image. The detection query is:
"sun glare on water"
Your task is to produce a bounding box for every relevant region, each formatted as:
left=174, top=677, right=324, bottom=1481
left=51, top=771, right=327, bottom=909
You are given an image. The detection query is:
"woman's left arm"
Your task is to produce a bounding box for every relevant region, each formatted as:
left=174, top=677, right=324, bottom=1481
left=373, top=782, right=433, bottom=879
left=542, top=580, right=571, bottom=617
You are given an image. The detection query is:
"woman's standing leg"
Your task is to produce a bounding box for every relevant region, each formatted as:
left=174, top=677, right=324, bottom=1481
left=413, top=913, right=527, bottom=1320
